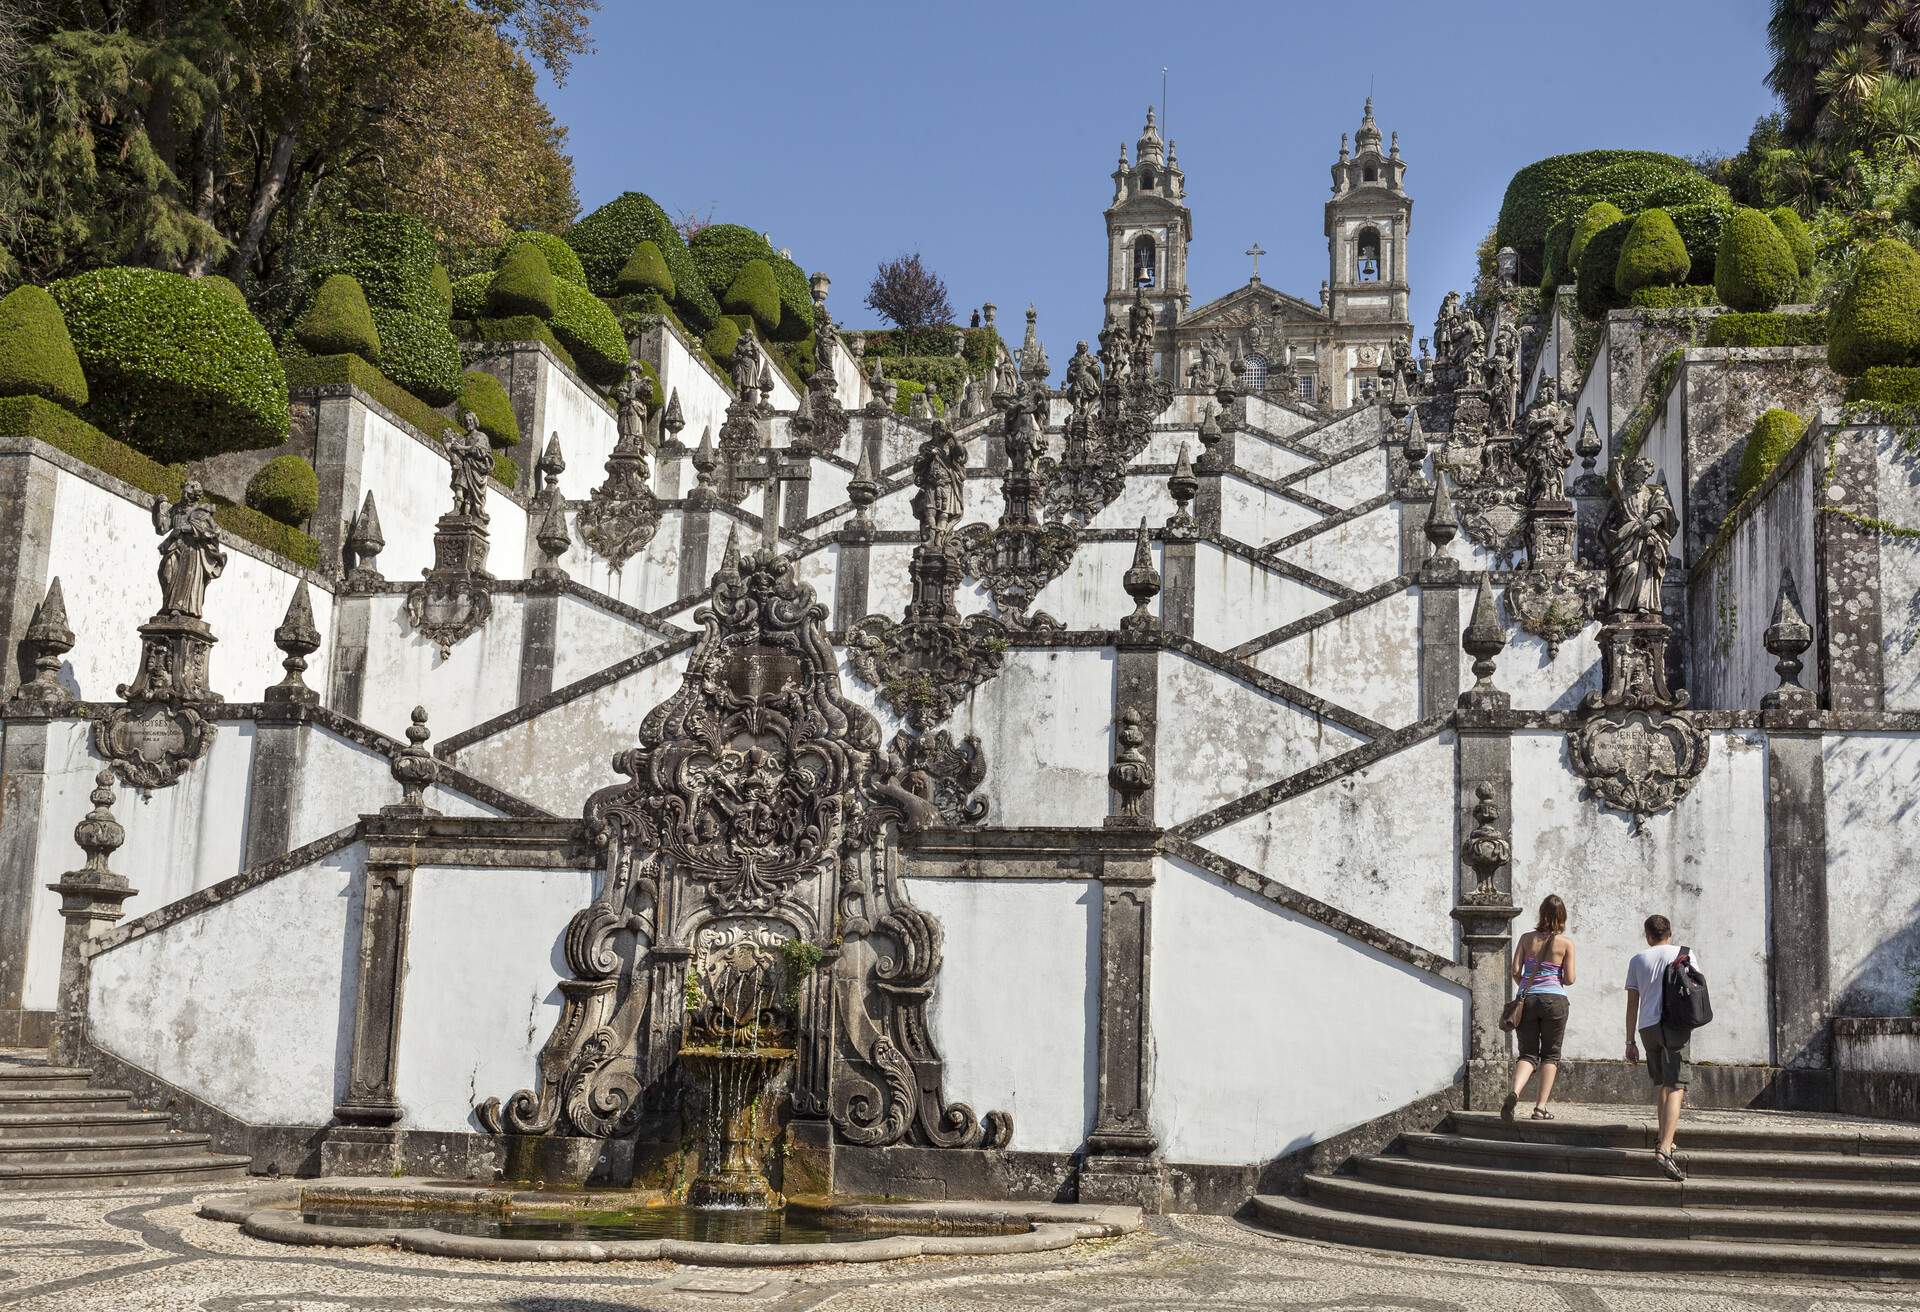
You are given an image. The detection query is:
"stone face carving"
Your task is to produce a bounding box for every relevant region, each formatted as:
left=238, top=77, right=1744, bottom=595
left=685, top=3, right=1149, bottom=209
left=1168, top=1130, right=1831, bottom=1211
left=479, top=547, right=1009, bottom=1155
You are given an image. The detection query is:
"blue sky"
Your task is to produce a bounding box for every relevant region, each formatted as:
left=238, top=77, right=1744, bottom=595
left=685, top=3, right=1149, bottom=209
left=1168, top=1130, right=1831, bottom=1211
left=544, top=1, right=1777, bottom=366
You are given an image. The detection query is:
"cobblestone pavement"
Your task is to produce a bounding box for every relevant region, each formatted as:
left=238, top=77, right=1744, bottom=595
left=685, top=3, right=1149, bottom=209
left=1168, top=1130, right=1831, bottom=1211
left=4, top=1185, right=1920, bottom=1311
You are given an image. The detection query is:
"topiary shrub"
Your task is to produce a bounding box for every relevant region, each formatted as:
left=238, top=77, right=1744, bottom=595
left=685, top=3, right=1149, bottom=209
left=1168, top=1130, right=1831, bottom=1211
left=487, top=244, right=556, bottom=319
left=283, top=352, right=457, bottom=441
left=245, top=453, right=319, bottom=526
left=51, top=266, right=288, bottom=462
left=499, top=230, right=587, bottom=288
left=1540, top=215, right=1577, bottom=293
left=1568, top=201, right=1626, bottom=276
left=548, top=281, right=628, bottom=383
left=1828, top=239, right=1920, bottom=375
left=450, top=271, right=490, bottom=320
left=689, top=224, right=813, bottom=342
left=703, top=317, right=741, bottom=366
left=1496, top=150, right=1725, bottom=280
left=200, top=275, right=249, bottom=309
left=722, top=258, right=781, bottom=336
left=1666, top=201, right=1730, bottom=285
left=1847, top=365, right=1920, bottom=405
left=565, top=192, right=720, bottom=329
left=458, top=315, right=577, bottom=372
left=294, top=274, right=381, bottom=362
left=1768, top=206, right=1814, bottom=277
left=617, top=240, right=675, bottom=298
left=0, top=284, right=89, bottom=408
left=1704, top=311, right=1827, bottom=347
left=884, top=354, right=967, bottom=400
left=1715, top=207, right=1800, bottom=313
left=1627, top=285, right=1718, bottom=309
left=1734, top=408, right=1807, bottom=502
left=428, top=263, right=453, bottom=317
left=1576, top=218, right=1635, bottom=319
left=889, top=377, right=945, bottom=417
left=459, top=369, right=520, bottom=448
left=368, top=306, right=463, bottom=404
left=1615, top=209, right=1691, bottom=296
left=310, top=210, right=442, bottom=316
left=492, top=451, right=519, bottom=486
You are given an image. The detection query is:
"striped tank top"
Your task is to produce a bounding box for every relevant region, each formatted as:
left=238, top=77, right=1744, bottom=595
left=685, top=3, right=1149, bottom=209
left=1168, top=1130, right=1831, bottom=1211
left=1521, top=935, right=1567, bottom=997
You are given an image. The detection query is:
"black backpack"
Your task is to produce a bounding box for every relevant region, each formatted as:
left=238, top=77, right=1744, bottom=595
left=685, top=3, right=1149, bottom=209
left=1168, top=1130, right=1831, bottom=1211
left=1661, top=946, right=1713, bottom=1032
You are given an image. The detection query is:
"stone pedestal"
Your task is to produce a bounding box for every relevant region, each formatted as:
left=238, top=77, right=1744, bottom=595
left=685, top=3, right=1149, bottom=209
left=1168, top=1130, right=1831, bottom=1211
left=334, top=833, right=420, bottom=1127
left=404, top=513, right=492, bottom=657
left=45, top=772, right=135, bottom=1067
left=121, top=613, right=218, bottom=704
left=1451, top=897, right=1520, bottom=1112
left=1080, top=846, right=1165, bottom=1209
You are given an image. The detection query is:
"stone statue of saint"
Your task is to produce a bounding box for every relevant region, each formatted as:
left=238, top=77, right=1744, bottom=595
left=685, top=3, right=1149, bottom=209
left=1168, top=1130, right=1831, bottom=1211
left=617, top=362, right=651, bottom=450
left=152, top=480, right=227, bottom=619
left=814, top=310, right=838, bottom=375
left=1519, top=379, right=1574, bottom=506
left=1128, top=289, right=1154, bottom=342
left=993, top=353, right=1018, bottom=396
left=1205, top=329, right=1231, bottom=386
left=1005, top=407, right=1039, bottom=476
left=1434, top=291, right=1463, bottom=358
left=449, top=410, right=494, bottom=520
left=730, top=335, right=760, bottom=398
left=1488, top=323, right=1521, bottom=430
left=909, top=422, right=967, bottom=541
left=1064, top=340, right=1101, bottom=415
left=1601, top=456, right=1678, bottom=615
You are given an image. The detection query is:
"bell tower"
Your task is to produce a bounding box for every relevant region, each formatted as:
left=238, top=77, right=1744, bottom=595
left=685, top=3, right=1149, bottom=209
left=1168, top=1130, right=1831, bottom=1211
left=1105, top=106, right=1190, bottom=365
left=1323, top=98, right=1412, bottom=405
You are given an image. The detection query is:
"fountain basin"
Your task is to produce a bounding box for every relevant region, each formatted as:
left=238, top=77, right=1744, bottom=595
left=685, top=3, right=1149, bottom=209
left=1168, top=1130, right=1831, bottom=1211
left=200, top=1178, right=1141, bottom=1266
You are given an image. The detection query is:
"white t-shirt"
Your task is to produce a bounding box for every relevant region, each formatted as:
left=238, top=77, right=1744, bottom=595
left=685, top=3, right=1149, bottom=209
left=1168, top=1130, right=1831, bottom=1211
left=1625, top=944, right=1696, bottom=1030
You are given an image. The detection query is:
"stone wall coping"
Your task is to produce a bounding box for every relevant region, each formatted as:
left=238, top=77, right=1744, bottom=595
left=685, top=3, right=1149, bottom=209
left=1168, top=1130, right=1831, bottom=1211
left=1833, top=1017, right=1920, bottom=1035
left=458, top=337, right=614, bottom=418
left=289, top=381, right=532, bottom=511
left=0, top=436, right=338, bottom=592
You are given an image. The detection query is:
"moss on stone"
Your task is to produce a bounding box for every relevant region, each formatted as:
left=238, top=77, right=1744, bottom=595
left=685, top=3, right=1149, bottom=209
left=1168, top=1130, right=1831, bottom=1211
left=1704, top=311, right=1827, bottom=347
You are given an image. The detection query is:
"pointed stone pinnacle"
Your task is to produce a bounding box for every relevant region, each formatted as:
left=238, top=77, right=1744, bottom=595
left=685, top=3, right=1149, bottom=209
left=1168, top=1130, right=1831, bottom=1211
left=1130, top=517, right=1153, bottom=572
left=1460, top=573, right=1509, bottom=709
left=1425, top=468, right=1458, bottom=554
left=1172, top=442, right=1195, bottom=481
left=14, top=577, right=74, bottom=706
left=268, top=583, right=321, bottom=705
left=351, top=490, right=384, bottom=552
left=1763, top=566, right=1814, bottom=708
left=663, top=387, right=685, bottom=436
left=539, top=432, right=566, bottom=489
left=719, top=526, right=741, bottom=579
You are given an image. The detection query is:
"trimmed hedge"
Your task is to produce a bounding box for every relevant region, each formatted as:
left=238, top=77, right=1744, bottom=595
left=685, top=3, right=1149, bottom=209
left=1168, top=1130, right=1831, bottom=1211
left=1615, top=209, right=1690, bottom=295
left=1568, top=201, right=1626, bottom=275
left=689, top=224, right=813, bottom=342
left=368, top=306, right=463, bottom=405
left=1703, top=311, right=1827, bottom=347
left=311, top=210, right=442, bottom=316
left=0, top=284, right=89, bottom=407
left=459, top=369, right=520, bottom=448
left=456, top=315, right=579, bottom=373
left=1769, top=206, right=1814, bottom=276
left=200, top=275, right=249, bottom=309
left=548, top=281, right=628, bottom=383
left=704, top=317, right=741, bottom=364
left=1828, top=239, right=1920, bottom=375
left=294, top=274, right=381, bottom=362
left=487, top=244, right=556, bottom=319
left=1496, top=150, right=1724, bottom=279
left=1575, top=218, right=1635, bottom=319
left=1734, top=408, right=1807, bottom=502
left=428, top=263, right=453, bottom=316
left=0, top=394, right=318, bottom=568
left=492, top=451, right=519, bottom=486
left=1627, top=285, right=1718, bottom=309
left=565, top=192, right=720, bottom=329
left=283, top=352, right=456, bottom=440
left=617, top=240, right=675, bottom=298
left=1847, top=365, right=1920, bottom=405
left=1540, top=215, right=1577, bottom=292
left=51, top=266, right=289, bottom=462
left=883, top=354, right=966, bottom=404
left=1715, top=207, right=1800, bottom=313
left=890, top=377, right=945, bottom=416
left=499, top=230, right=586, bottom=288
left=245, top=454, right=319, bottom=525
left=722, top=258, right=781, bottom=336
left=1666, top=201, right=1730, bottom=285
left=450, top=271, right=490, bottom=320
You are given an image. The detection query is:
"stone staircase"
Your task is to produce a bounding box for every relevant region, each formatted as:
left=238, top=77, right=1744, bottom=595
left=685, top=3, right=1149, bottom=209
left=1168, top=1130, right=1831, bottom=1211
left=0, top=1053, right=249, bottom=1191
left=1250, top=1106, right=1920, bottom=1278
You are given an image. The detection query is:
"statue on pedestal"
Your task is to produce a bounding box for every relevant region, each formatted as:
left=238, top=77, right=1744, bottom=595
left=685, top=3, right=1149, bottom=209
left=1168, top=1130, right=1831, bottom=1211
left=910, top=423, right=967, bottom=542
left=449, top=411, right=493, bottom=520
left=152, top=481, right=226, bottom=619
left=1519, top=379, right=1574, bottom=508
left=1600, top=456, right=1677, bottom=616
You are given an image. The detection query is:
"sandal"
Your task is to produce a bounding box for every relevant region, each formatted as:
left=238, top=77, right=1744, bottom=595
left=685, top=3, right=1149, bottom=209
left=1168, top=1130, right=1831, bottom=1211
left=1654, top=1149, right=1686, bottom=1181
left=1531, top=1107, right=1555, bottom=1120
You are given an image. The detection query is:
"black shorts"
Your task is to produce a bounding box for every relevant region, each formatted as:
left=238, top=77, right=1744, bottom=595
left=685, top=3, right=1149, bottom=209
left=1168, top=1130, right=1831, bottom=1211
left=1517, top=994, right=1569, bottom=1064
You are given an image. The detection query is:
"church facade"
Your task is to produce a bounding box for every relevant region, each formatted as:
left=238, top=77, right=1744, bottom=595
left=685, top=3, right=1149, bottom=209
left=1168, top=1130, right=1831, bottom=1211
left=1104, top=99, right=1413, bottom=409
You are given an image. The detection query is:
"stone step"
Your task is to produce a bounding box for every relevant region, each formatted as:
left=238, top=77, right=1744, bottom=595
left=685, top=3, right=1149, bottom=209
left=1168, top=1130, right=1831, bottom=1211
left=1248, top=1194, right=1920, bottom=1278
left=0, top=1132, right=218, bottom=1166
left=0, top=1111, right=175, bottom=1140
left=1359, top=1153, right=1920, bottom=1213
left=0, top=1152, right=250, bottom=1192
left=1306, top=1174, right=1920, bottom=1247
left=1400, top=1131, right=1920, bottom=1183
left=0, top=1065, right=95, bottom=1092
left=0, top=1089, right=133, bottom=1115
left=1445, top=1110, right=1920, bottom=1158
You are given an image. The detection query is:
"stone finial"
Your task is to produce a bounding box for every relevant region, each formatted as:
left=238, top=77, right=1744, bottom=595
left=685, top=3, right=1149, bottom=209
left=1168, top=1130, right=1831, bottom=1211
left=717, top=526, right=741, bottom=585
left=1424, top=467, right=1458, bottom=561
left=1166, top=442, right=1198, bottom=537
left=1763, top=567, right=1815, bottom=711
left=848, top=443, right=878, bottom=527
left=1460, top=574, right=1508, bottom=710
left=1575, top=412, right=1602, bottom=479
left=384, top=707, right=439, bottom=816
left=1459, top=782, right=1511, bottom=903
left=538, top=432, right=566, bottom=495
left=267, top=583, right=321, bottom=706
left=1120, top=518, right=1161, bottom=633
left=758, top=359, right=776, bottom=400
left=1196, top=405, right=1223, bottom=472
left=68, top=770, right=126, bottom=888
left=663, top=388, right=686, bottom=442
left=534, top=500, right=572, bottom=582
left=346, top=491, right=385, bottom=588
left=690, top=425, right=718, bottom=504
left=1404, top=409, right=1429, bottom=482
left=1107, top=707, right=1154, bottom=824
left=14, top=577, right=74, bottom=707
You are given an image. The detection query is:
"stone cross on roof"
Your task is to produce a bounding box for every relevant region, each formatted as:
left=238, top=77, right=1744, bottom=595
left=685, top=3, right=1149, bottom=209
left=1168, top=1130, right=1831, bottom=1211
left=1245, top=242, right=1266, bottom=283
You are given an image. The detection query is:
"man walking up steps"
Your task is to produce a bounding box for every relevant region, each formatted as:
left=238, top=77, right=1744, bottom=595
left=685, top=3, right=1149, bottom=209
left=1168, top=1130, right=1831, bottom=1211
left=1625, top=915, right=1694, bottom=1181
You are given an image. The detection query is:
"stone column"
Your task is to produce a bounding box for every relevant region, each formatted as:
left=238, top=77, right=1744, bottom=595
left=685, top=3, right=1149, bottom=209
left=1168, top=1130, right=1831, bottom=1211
left=778, top=450, right=813, bottom=538
left=45, top=771, right=136, bottom=1066
left=0, top=714, right=55, bottom=1046
left=518, top=585, right=561, bottom=705
left=1417, top=473, right=1463, bottom=720
left=1816, top=429, right=1884, bottom=711
left=307, top=391, right=369, bottom=576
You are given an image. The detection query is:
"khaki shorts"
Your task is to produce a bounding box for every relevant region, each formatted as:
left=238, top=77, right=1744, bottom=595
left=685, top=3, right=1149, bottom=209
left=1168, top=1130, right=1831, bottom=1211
left=1639, top=1024, right=1691, bottom=1088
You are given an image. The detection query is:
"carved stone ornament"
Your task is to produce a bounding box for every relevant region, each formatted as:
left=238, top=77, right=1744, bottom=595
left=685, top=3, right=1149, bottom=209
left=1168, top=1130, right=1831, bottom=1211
left=577, top=432, right=662, bottom=567
left=93, top=699, right=215, bottom=791
left=405, top=437, right=496, bottom=657
left=1502, top=566, right=1601, bottom=659
left=882, top=728, right=988, bottom=825
left=847, top=605, right=1010, bottom=732
left=954, top=520, right=1074, bottom=629
left=1567, top=614, right=1709, bottom=820
left=478, top=546, right=1010, bottom=1156
left=1444, top=435, right=1529, bottom=562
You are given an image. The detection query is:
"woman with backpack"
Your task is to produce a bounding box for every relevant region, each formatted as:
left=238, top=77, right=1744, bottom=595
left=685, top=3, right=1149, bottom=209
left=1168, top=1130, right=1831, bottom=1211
left=1503, top=894, right=1578, bottom=1123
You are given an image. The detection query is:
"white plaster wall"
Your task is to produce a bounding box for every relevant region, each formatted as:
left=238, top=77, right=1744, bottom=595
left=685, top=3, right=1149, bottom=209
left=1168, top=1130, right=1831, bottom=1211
left=1875, top=429, right=1920, bottom=710
left=866, top=543, right=917, bottom=621
left=352, top=594, right=530, bottom=741
left=809, top=460, right=852, bottom=514
left=353, top=408, right=454, bottom=585
left=792, top=543, right=842, bottom=626
left=1150, top=856, right=1467, bottom=1165
left=1191, top=543, right=1341, bottom=651
left=948, top=648, right=1114, bottom=827
left=1292, top=406, right=1384, bottom=459
left=1253, top=588, right=1420, bottom=727
left=1508, top=729, right=1770, bottom=1063
left=1031, top=540, right=1157, bottom=630
left=1296, top=445, right=1388, bottom=510
left=88, top=847, right=362, bottom=1126
left=1274, top=504, right=1403, bottom=591
left=551, top=594, right=657, bottom=689
left=1154, top=652, right=1365, bottom=827
left=830, top=336, right=866, bottom=414
left=1220, top=476, right=1320, bottom=547
left=540, top=364, right=619, bottom=501
left=1206, top=731, right=1457, bottom=956
left=558, top=512, right=687, bottom=615
left=1641, top=380, right=1688, bottom=569
left=41, top=465, right=334, bottom=703
left=1243, top=396, right=1318, bottom=439
left=394, top=864, right=597, bottom=1132
left=903, top=879, right=1098, bottom=1154
left=290, top=726, right=401, bottom=847
left=1089, top=474, right=1181, bottom=532
left=1824, top=733, right=1920, bottom=1014
left=660, top=329, right=732, bottom=452
left=1233, top=430, right=1315, bottom=483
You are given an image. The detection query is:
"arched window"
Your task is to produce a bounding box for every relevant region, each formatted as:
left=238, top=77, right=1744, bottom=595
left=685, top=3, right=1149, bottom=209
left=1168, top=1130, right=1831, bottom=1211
left=1363, top=166, right=1377, bottom=183
left=1356, top=227, right=1381, bottom=282
left=1133, top=234, right=1157, bottom=288
left=1243, top=353, right=1269, bottom=390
